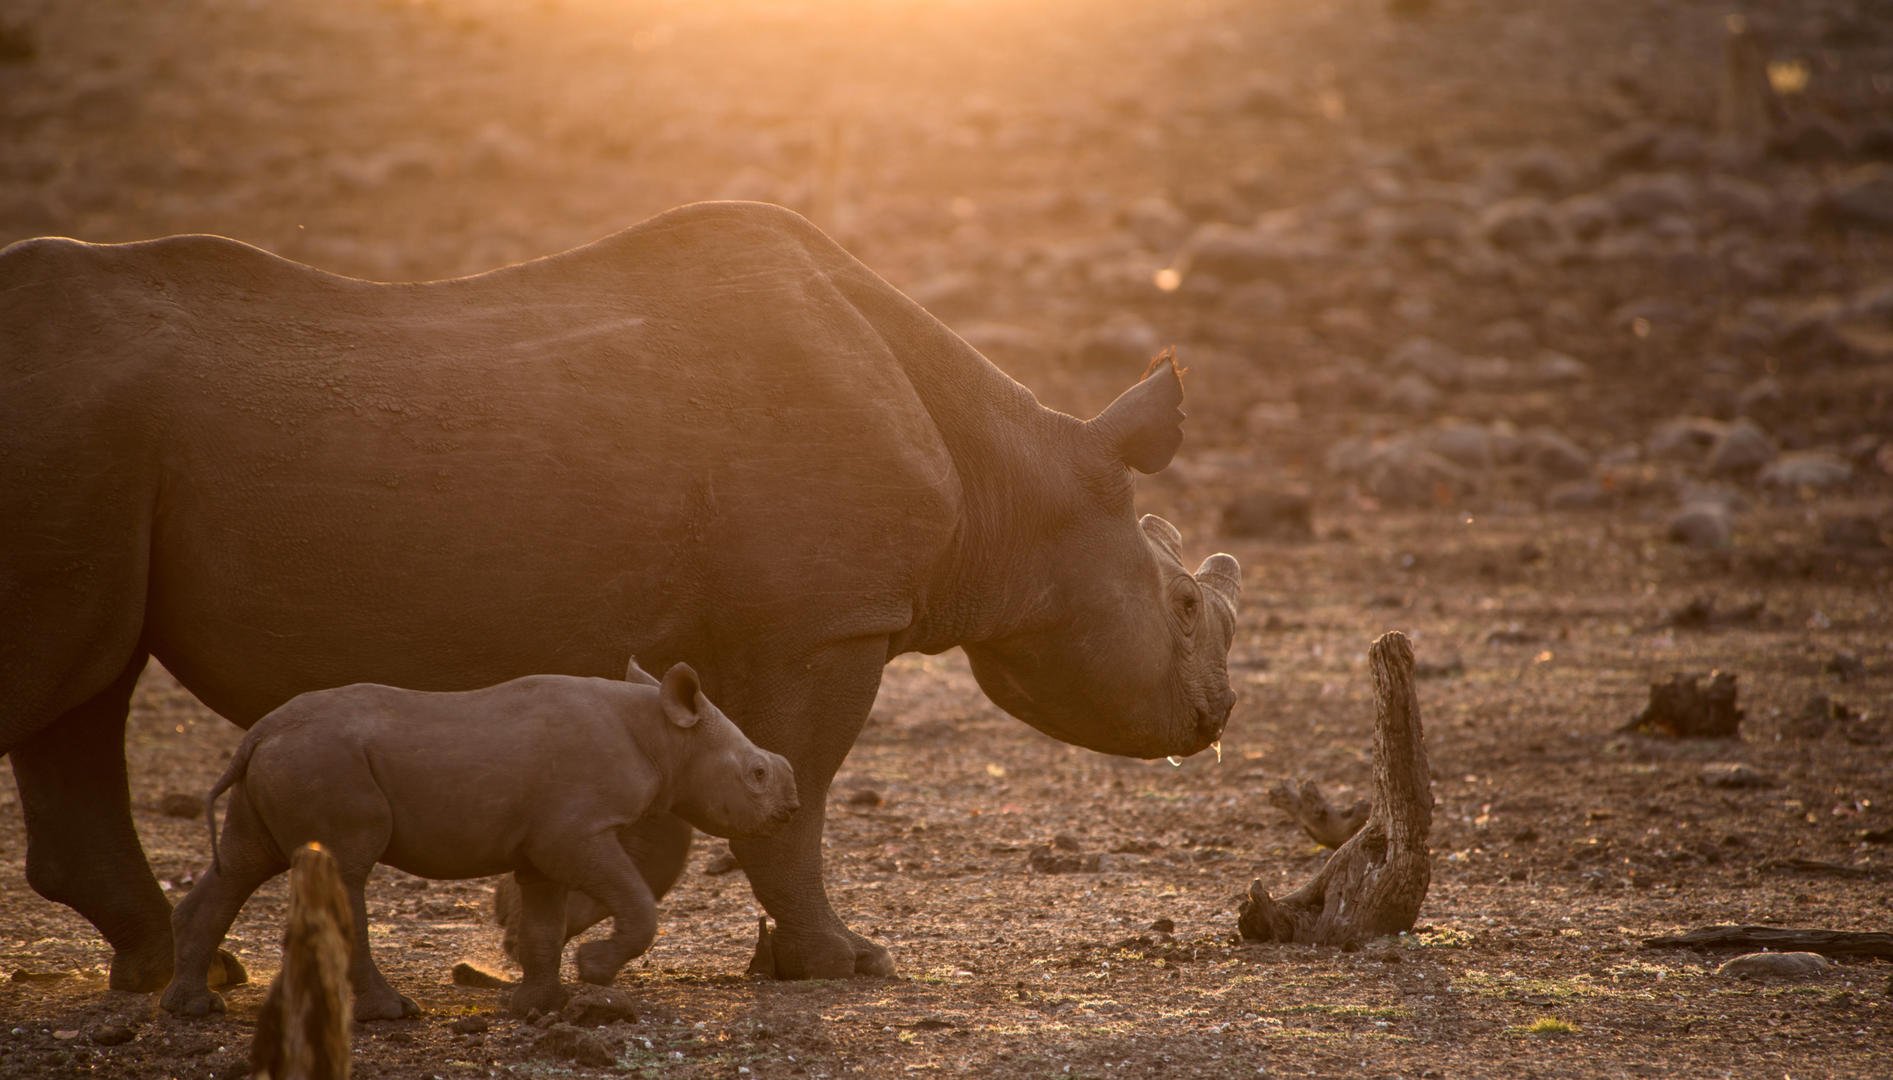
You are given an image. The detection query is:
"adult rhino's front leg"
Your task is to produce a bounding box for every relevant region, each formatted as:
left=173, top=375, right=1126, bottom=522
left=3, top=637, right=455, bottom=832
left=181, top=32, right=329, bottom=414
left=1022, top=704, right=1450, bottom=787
left=726, top=638, right=893, bottom=980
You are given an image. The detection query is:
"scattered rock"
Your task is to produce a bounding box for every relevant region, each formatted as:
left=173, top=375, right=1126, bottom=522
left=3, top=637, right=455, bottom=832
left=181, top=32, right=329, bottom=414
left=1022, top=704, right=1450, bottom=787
left=1716, top=951, right=1830, bottom=980
left=1812, top=165, right=1893, bottom=232
left=1702, top=174, right=1777, bottom=229
left=703, top=849, right=741, bottom=875
left=1027, top=844, right=1101, bottom=874
left=1547, top=479, right=1612, bottom=510
left=10, top=969, right=76, bottom=983
left=1326, top=437, right=1476, bottom=507
left=1705, top=419, right=1776, bottom=475
left=1118, top=195, right=1191, bottom=250
left=1527, top=350, right=1590, bottom=384
left=449, top=1015, right=490, bottom=1035
left=1177, top=222, right=1283, bottom=283
left=88, top=1022, right=134, bottom=1047
left=1476, top=197, right=1561, bottom=252
left=1758, top=452, right=1850, bottom=491
left=1385, top=336, right=1465, bottom=385
left=1666, top=503, right=1732, bottom=549
left=1662, top=595, right=1764, bottom=630
left=1068, top=313, right=1162, bottom=369
left=1769, top=117, right=1853, bottom=162
left=1381, top=371, right=1442, bottom=414
left=159, top=792, right=203, bottom=818
left=531, top=1023, right=616, bottom=1067
left=1608, top=172, right=1695, bottom=224
left=1517, top=428, right=1593, bottom=479
left=1403, top=648, right=1460, bottom=679
left=1824, top=651, right=1865, bottom=681
left=1700, top=762, right=1774, bottom=789
left=845, top=788, right=884, bottom=808
left=1221, top=489, right=1315, bottom=541
left=451, top=961, right=513, bottom=990
left=1649, top=417, right=1727, bottom=462
left=1148, top=917, right=1176, bottom=935
left=1734, top=375, right=1784, bottom=421
left=1626, top=671, right=1742, bottom=738
left=1552, top=192, right=1616, bottom=241
left=561, top=986, right=638, bottom=1027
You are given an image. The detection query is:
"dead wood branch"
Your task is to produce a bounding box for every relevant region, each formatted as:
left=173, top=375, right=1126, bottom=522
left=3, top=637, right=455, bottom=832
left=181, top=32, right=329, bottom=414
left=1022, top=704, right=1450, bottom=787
left=1267, top=779, right=1368, bottom=849
left=1623, top=671, right=1742, bottom=738
left=1238, top=631, right=1432, bottom=945
left=252, top=843, right=353, bottom=1080
left=1643, top=925, right=1893, bottom=960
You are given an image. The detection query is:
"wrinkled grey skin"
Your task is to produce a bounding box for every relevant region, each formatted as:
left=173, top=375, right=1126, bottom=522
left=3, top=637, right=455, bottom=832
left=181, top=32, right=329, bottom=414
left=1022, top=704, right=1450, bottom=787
left=0, top=200, right=1241, bottom=987
left=161, top=660, right=796, bottom=1021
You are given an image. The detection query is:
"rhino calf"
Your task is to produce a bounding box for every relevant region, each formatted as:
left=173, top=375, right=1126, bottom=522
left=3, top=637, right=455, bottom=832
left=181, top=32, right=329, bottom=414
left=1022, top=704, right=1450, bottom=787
left=160, top=660, right=797, bottom=1021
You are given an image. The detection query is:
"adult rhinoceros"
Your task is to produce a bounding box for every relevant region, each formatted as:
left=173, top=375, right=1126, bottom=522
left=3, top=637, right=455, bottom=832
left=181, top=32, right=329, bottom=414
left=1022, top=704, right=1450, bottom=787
left=0, top=201, right=1240, bottom=1000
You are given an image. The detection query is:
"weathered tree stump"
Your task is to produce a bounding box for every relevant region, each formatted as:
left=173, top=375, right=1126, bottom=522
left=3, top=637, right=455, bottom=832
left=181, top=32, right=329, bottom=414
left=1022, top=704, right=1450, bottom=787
left=1267, top=779, right=1368, bottom=850
left=252, top=844, right=353, bottom=1080
left=1624, top=671, right=1742, bottom=738
left=1238, top=631, right=1432, bottom=945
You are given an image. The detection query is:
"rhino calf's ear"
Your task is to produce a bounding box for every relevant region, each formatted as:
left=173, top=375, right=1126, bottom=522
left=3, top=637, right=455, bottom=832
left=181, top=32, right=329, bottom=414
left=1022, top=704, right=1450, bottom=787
left=660, top=663, right=705, bottom=728
left=1085, top=351, right=1185, bottom=474
left=625, top=656, right=661, bottom=686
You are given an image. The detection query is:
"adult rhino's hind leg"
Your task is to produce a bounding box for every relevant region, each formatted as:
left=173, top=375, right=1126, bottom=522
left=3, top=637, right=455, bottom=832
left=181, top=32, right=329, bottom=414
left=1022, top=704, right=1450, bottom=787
left=727, top=639, right=895, bottom=980
left=8, top=653, right=179, bottom=991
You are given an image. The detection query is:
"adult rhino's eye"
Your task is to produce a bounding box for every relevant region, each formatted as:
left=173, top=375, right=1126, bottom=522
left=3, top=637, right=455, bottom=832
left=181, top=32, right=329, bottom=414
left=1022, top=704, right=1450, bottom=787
left=1174, top=584, right=1200, bottom=628
left=752, top=766, right=766, bottom=783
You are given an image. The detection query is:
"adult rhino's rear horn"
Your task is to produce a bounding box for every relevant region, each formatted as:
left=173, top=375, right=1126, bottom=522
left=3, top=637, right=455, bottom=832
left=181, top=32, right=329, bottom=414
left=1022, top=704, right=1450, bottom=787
left=1196, top=553, right=1242, bottom=623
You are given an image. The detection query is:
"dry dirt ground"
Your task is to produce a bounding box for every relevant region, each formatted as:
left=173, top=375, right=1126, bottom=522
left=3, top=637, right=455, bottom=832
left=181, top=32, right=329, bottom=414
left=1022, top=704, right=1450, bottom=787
left=2, top=0, right=1891, bottom=1076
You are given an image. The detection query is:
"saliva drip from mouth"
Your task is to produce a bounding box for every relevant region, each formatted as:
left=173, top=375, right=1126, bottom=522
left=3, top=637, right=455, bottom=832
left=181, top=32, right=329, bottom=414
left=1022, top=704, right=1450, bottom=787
left=1165, top=741, right=1224, bottom=768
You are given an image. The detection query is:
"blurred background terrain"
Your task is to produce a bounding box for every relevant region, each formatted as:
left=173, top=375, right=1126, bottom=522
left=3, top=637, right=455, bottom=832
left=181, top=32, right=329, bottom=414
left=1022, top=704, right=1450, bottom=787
left=1, top=0, right=1890, bottom=1076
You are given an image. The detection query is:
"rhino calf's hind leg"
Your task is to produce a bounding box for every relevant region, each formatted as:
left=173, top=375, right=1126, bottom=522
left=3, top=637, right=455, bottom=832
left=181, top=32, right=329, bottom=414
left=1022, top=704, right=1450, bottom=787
left=162, top=792, right=288, bottom=1017
left=9, top=654, right=180, bottom=992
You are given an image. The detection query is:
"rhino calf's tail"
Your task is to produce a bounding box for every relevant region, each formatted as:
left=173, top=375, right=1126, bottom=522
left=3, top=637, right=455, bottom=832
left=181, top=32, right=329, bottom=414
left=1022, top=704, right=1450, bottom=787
left=204, top=732, right=266, bottom=875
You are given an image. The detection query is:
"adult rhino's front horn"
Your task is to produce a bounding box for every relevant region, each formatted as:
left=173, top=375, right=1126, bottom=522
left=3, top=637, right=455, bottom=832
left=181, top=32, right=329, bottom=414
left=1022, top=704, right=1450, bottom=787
left=1196, top=552, right=1242, bottom=625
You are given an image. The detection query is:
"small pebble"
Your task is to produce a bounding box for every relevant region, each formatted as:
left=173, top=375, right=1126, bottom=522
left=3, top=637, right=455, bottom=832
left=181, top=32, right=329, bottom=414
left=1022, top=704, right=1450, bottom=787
left=1700, top=762, right=1775, bottom=789
left=89, top=1023, right=135, bottom=1047
left=449, top=1015, right=489, bottom=1036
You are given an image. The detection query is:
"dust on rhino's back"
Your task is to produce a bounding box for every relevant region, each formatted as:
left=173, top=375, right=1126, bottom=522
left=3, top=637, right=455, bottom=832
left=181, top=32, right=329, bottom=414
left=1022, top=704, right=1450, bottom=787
left=0, top=203, right=964, bottom=718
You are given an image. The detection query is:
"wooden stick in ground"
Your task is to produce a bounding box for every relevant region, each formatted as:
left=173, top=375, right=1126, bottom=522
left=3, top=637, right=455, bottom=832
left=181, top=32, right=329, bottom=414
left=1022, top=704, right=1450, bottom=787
left=1643, top=925, right=1893, bottom=960
left=252, top=843, right=353, bottom=1080
left=1267, top=778, right=1368, bottom=850
left=1238, top=631, right=1433, bottom=945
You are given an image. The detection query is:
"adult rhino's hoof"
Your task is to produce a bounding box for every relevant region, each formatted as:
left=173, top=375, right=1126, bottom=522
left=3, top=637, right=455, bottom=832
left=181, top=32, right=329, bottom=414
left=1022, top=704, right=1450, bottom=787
left=353, top=989, right=421, bottom=1022
left=749, top=923, right=895, bottom=980
left=108, top=937, right=177, bottom=993
left=159, top=983, right=226, bottom=1018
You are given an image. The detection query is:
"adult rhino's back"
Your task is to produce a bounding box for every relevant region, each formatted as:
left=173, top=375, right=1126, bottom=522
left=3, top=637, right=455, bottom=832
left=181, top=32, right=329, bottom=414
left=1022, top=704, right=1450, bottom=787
left=0, top=203, right=960, bottom=724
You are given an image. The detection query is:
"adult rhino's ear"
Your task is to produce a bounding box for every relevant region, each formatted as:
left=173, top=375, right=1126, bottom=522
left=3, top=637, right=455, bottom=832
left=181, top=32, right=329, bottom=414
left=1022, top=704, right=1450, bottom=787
left=1085, top=350, right=1185, bottom=474
left=659, top=663, right=704, bottom=729
left=625, top=656, right=660, bottom=687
